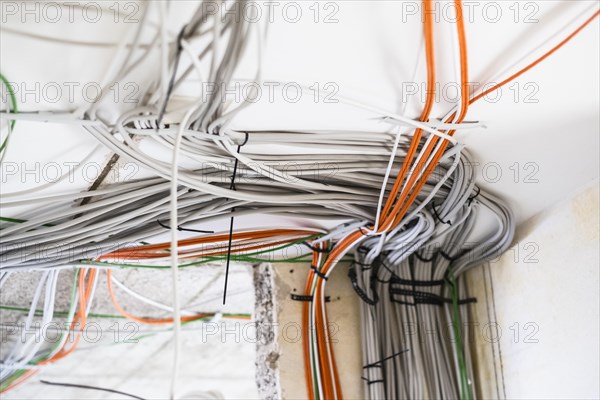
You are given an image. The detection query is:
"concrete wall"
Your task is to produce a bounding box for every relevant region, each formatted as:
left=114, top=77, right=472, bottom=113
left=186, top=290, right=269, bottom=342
left=1, top=263, right=260, bottom=399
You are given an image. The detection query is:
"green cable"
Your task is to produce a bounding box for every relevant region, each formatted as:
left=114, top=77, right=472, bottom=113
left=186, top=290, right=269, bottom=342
left=0, top=226, right=344, bottom=392
left=448, top=273, right=472, bottom=400
left=310, top=253, right=327, bottom=399
left=0, top=305, right=251, bottom=321
left=0, top=217, right=356, bottom=268
left=0, top=72, right=17, bottom=157
left=0, top=216, right=54, bottom=229
left=0, top=369, right=24, bottom=392
left=0, top=216, right=26, bottom=224
left=0, top=305, right=125, bottom=320
left=82, top=234, right=323, bottom=269
left=0, top=72, right=16, bottom=129
left=0, top=265, right=252, bottom=391
left=0, top=219, right=321, bottom=265
left=84, top=252, right=353, bottom=270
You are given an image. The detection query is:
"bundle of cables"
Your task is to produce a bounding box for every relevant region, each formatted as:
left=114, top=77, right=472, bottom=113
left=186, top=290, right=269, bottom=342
left=290, top=2, right=599, bottom=399
left=0, top=0, right=598, bottom=398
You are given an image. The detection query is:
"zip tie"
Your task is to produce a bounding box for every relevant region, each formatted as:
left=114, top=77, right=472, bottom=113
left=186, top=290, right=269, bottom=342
left=432, top=202, right=452, bottom=225
left=290, top=294, right=331, bottom=302
left=439, top=249, right=469, bottom=262
left=310, top=265, right=328, bottom=280
left=414, top=251, right=434, bottom=263
left=467, top=186, right=481, bottom=206
left=361, top=378, right=385, bottom=385
left=390, top=288, right=477, bottom=306
left=157, top=219, right=214, bottom=234
left=389, top=276, right=444, bottom=287
left=303, top=242, right=331, bottom=254
left=348, top=267, right=378, bottom=305
left=363, top=349, right=410, bottom=369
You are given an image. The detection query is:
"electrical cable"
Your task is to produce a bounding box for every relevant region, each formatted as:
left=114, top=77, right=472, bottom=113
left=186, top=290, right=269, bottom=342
left=0, top=1, right=597, bottom=396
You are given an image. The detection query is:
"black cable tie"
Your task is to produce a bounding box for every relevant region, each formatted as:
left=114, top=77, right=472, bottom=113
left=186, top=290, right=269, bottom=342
left=178, top=226, right=214, bottom=234
left=468, top=186, right=481, bottom=206
left=352, top=260, right=371, bottom=267
left=363, top=349, right=409, bottom=369
left=432, top=202, right=452, bottom=225
left=374, top=275, right=393, bottom=284
left=303, top=242, right=331, bottom=254
left=240, top=131, right=250, bottom=146
left=363, top=260, right=398, bottom=285
left=348, top=268, right=378, bottom=305
left=390, top=288, right=477, bottom=306
left=310, top=265, right=328, bottom=280
left=157, top=219, right=214, bottom=234
left=390, top=288, right=442, bottom=306
left=389, top=276, right=444, bottom=287
left=290, top=294, right=330, bottom=302
left=415, top=297, right=445, bottom=306
left=393, top=288, right=434, bottom=298
left=391, top=298, right=416, bottom=306
left=377, top=260, right=408, bottom=284
left=379, top=261, right=442, bottom=287
left=358, top=227, right=371, bottom=237
left=361, top=378, right=385, bottom=385
left=414, top=251, right=434, bottom=263
left=415, top=299, right=444, bottom=306
left=352, top=261, right=372, bottom=271
left=439, top=249, right=469, bottom=262
left=290, top=294, right=313, bottom=302
left=390, top=293, right=444, bottom=307
left=157, top=219, right=170, bottom=230
left=378, top=260, right=396, bottom=276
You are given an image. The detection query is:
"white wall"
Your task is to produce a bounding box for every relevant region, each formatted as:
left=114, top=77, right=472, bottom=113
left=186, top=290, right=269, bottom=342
left=469, top=181, right=600, bottom=399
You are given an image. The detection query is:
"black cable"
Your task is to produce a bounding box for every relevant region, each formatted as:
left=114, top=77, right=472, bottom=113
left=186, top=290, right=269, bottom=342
left=432, top=202, right=452, bottom=225
left=157, top=218, right=214, bottom=234
left=363, top=348, right=409, bottom=369
left=222, top=143, right=242, bottom=305
left=39, top=380, right=146, bottom=400
left=156, top=24, right=188, bottom=130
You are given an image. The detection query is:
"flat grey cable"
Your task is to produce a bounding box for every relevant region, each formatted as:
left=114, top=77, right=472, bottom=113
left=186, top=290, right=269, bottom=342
left=350, top=145, right=515, bottom=399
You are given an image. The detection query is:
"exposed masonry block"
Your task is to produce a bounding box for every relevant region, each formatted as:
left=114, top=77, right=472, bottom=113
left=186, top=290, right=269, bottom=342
left=253, top=262, right=281, bottom=399
left=255, top=261, right=363, bottom=399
